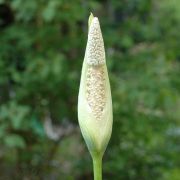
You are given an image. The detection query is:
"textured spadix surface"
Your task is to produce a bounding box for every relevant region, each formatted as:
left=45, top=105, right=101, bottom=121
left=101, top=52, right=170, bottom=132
left=78, top=15, right=113, bottom=155
left=86, top=17, right=105, bottom=66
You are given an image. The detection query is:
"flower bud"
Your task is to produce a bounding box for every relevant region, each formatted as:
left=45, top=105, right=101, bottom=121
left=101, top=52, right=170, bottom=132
left=78, top=14, right=113, bottom=156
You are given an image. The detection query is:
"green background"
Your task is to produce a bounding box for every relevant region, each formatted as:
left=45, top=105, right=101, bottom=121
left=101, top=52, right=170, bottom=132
left=0, top=0, right=180, bottom=179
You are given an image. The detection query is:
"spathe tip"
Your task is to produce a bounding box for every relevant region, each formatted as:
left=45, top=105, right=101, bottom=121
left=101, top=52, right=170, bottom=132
left=88, top=12, right=94, bottom=28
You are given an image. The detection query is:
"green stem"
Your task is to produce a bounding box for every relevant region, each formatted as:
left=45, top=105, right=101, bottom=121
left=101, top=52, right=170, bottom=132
left=92, top=154, right=102, bottom=180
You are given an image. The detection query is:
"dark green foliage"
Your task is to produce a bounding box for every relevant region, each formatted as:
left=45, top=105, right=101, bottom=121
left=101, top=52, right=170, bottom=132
left=0, top=0, right=179, bottom=179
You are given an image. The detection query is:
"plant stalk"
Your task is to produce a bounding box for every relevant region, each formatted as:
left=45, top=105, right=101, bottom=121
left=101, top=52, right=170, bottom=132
left=92, top=154, right=102, bottom=180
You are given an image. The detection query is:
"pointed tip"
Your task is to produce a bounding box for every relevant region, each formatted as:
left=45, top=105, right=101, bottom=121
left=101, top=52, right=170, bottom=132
left=88, top=12, right=94, bottom=28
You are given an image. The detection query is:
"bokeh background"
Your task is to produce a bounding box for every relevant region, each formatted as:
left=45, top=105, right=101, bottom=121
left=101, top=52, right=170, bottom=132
left=0, top=0, right=180, bottom=179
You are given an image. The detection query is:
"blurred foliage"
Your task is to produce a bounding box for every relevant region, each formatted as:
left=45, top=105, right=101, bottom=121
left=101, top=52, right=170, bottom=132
left=0, top=0, right=180, bottom=179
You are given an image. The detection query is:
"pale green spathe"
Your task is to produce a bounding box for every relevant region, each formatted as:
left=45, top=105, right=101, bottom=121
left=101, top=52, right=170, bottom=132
left=78, top=15, right=113, bottom=157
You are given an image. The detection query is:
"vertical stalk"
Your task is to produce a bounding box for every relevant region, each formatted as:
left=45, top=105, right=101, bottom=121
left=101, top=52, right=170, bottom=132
left=92, top=154, right=102, bottom=180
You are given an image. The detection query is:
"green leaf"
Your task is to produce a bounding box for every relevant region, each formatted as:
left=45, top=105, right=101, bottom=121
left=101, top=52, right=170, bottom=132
left=42, top=1, right=57, bottom=22
left=31, top=116, right=45, bottom=137
left=4, top=134, right=26, bottom=149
